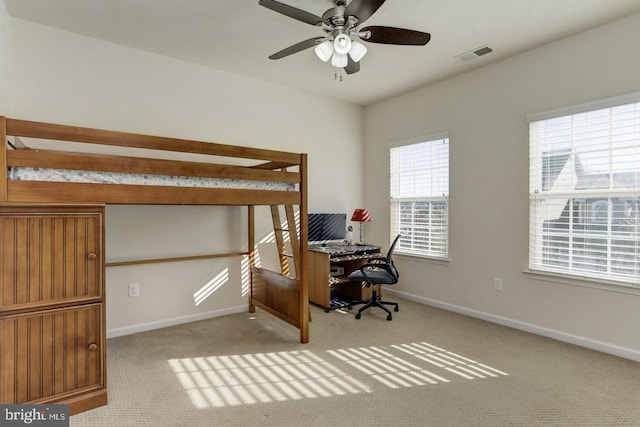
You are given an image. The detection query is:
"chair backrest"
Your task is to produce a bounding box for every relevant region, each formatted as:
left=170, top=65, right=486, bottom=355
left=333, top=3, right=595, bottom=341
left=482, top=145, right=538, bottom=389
left=386, top=234, right=401, bottom=263
left=386, top=234, right=401, bottom=279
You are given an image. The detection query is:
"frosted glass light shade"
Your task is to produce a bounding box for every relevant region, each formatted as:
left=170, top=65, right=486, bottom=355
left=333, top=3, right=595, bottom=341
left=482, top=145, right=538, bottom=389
left=314, top=40, right=334, bottom=62
left=349, top=40, right=367, bottom=62
left=333, top=34, right=352, bottom=55
left=331, top=52, right=348, bottom=68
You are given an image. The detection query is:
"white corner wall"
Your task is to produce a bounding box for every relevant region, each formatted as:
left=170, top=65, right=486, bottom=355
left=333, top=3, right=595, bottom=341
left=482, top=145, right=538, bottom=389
left=0, top=0, right=11, bottom=114
left=8, top=18, right=364, bottom=337
left=364, top=12, right=640, bottom=359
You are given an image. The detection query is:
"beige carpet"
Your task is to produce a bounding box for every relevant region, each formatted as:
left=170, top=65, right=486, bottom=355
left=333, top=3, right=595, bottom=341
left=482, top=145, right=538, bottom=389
left=71, top=297, right=640, bottom=426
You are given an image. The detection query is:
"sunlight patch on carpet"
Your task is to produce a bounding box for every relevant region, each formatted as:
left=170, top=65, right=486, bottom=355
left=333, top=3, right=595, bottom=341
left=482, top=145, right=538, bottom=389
left=168, top=350, right=371, bottom=408
left=327, top=342, right=508, bottom=389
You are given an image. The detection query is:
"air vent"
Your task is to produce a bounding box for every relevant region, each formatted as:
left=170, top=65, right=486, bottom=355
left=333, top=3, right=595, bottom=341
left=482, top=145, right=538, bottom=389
left=455, top=45, right=493, bottom=62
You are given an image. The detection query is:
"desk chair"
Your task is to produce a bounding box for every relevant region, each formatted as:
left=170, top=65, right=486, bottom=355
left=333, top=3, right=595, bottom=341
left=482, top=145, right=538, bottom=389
left=347, top=234, right=401, bottom=321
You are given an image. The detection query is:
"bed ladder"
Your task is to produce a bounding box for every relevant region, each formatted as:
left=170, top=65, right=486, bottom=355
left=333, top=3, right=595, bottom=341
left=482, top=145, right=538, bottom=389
left=270, top=204, right=300, bottom=278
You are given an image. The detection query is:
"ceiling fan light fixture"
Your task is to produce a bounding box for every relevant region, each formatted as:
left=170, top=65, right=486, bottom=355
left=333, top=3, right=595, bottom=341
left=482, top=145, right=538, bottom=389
left=349, top=39, right=367, bottom=62
left=331, top=52, right=348, bottom=68
left=333, top=33, right=352, bottom=55
left=314, top=40, right=334, bottom=62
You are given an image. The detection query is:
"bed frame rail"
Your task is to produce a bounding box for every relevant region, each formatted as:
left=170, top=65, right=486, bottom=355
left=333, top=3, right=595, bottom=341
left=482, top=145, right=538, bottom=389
left=5, top=118, right=300, bottom=164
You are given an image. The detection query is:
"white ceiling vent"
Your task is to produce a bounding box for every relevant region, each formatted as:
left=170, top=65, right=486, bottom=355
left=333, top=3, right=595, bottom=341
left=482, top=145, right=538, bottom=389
left=455, top=45, right=493, bottom=62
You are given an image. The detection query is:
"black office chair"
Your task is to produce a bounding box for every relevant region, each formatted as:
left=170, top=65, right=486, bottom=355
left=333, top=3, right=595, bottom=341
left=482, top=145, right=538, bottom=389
left=347, top=234, right=401, bottom=321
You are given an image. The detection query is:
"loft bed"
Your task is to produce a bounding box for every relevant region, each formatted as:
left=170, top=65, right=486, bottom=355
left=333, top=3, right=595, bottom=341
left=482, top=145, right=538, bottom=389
left=0, top=116, right=309, bottom=343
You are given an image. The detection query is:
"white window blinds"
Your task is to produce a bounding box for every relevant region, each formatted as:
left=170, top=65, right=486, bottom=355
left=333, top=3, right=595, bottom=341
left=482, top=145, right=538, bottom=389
left=529, top=99, right=640, bottom=286
left=390, top=135, right=449, bottom=258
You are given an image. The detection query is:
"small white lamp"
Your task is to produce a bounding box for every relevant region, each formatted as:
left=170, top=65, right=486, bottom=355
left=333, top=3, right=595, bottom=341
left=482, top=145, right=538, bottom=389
left=314, top=40, right=334, bottom=62
left=349, top=40, right=367, bottom=62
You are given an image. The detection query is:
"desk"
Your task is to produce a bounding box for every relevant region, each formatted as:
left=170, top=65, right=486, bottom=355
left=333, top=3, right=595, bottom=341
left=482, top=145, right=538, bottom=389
left=308, top=244, right=381, bottom=311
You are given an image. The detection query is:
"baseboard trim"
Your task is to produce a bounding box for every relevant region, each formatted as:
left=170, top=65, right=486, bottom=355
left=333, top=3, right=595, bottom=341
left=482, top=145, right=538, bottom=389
left=384, top=289, right=640, bottom=362
left=106, top=305, right=248, bottom=339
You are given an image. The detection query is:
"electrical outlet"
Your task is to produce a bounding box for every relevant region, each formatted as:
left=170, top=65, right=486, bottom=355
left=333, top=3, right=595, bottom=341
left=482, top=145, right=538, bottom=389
left=128, top=283, right=140, bottom=297
left=493, top=278, right=503, bottom=292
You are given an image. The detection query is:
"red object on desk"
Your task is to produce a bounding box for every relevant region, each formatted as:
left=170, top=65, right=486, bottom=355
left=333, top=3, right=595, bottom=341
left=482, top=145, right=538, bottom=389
left=351, top=209, right=372, bottom=223
left=351, top=209, right=371, bottom=243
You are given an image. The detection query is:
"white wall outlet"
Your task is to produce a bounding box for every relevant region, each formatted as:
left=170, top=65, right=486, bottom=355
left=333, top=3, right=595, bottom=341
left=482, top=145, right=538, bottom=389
left=493, top=278, right=503, bottom=292
left=128, top=283, right=140, bottom=297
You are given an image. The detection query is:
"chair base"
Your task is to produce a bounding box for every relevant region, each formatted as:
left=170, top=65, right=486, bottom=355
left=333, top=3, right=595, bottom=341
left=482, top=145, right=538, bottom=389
left=348, top=288, right=399, bottom=321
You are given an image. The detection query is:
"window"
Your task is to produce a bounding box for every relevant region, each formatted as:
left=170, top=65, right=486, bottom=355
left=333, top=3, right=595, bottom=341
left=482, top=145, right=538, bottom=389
left=390, top=134, right=449, bottom=258
left=529, top=96, right=640, bottom=287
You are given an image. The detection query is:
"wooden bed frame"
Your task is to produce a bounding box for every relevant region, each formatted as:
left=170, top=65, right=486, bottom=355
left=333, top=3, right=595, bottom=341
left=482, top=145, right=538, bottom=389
left=0, top=116, right=309, bottom=343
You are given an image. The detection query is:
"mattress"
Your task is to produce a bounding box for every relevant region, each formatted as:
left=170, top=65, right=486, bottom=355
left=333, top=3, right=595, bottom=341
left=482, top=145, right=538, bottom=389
left=8, top=167, right=295, bottom=191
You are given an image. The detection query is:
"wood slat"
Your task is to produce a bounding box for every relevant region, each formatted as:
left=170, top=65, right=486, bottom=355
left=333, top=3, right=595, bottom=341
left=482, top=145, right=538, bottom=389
left=251, top=160, right=299, bottom=170
left=16, top=317, right=28, bottom=402
left=64, top=310, right=76, bottom=392
left=41, top=218, right=54, bottom=302
left=6, top=118, right=301, bottom=164
left=15, top=219, right=27, bottom=306
left=28, top=316, right=42, bottom=401
left=270, top=205, right=290, bottom=276
left=64, top=219, right=76, bottom=301
left=105, top=251, right=248, bottom=267
left=298, top=154, right=309, bottom=344
left=52, top=217, right=66, bottom=303
left=285, top=204, right=301, bottom=278
left=52, top=311, right=65, bottom=396
left=1, top=218, right=16, bottom=308
left=41, top=314, right=54, bottom=398
left=28, top=218, right=42, bottom=304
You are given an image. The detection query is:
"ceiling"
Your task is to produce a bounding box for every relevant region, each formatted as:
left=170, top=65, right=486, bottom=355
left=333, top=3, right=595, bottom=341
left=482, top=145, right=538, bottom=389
left=5, top=0, right=640, bottom=106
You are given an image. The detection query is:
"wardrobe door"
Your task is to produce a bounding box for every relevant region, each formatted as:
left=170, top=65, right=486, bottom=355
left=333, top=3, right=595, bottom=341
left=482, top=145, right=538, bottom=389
left=0, top=304, right=104, bottom=404
left=0, top=212, right=102, bottom=312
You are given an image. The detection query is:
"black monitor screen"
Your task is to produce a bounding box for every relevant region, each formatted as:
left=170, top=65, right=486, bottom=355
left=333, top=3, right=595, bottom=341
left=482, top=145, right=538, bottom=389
left=308, top=213, right=346, bottom=242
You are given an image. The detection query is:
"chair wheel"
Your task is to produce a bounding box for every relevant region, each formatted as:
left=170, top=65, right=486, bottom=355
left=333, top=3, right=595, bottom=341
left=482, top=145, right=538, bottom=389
left=355, top=313, right=361, bottom=319
left=394, top=306, right=399, bottom=312
left=324, top=308, right=330, bottom=313
left=347, top=305, right=352, bottom=310
left=387, top=314, right=392, bottom=321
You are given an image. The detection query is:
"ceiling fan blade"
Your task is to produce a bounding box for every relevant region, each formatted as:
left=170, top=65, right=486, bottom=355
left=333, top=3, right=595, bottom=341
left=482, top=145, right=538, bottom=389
left=362, top=26, right=431, bottom=45
left=345, top=0, right=386, bottom=24
left=268, top=37, right=324, bottom=60
left=258, top=0, right=323, bottom=26
left=344, top=57, right=360, bottom=75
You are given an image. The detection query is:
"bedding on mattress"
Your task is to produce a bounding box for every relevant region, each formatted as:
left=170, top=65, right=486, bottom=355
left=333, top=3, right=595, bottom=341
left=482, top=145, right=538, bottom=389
left=9, top=167, right=295, bottom=191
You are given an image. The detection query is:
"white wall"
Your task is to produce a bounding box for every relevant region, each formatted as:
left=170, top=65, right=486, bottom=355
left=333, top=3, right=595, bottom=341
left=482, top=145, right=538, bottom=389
left=0, top=0, right=11, bottom=114
left=364, top=12, right=640, bottom=358
left=8, top=18, right=364, bottom=336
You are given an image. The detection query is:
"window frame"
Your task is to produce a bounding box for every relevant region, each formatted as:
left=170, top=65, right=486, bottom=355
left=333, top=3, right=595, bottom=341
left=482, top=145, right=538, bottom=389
left=527, top=91, right=640, bottom=293
left=389, top=132, right=450, bottom=260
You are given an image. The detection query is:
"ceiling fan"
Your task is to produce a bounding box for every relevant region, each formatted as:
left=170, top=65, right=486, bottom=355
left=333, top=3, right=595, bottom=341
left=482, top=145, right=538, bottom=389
left=259, top=0, right=431, bottom=75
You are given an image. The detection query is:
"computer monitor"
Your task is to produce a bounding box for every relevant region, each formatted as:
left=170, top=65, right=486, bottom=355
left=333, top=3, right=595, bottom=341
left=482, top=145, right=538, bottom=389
left=308, top=213, right=346, bottom=243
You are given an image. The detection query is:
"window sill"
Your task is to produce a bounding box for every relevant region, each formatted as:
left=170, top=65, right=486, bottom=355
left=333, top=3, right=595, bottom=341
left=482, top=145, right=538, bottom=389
left=396, top=253, right=450, bottom=266
left=524, top=269, right=640, bottom=296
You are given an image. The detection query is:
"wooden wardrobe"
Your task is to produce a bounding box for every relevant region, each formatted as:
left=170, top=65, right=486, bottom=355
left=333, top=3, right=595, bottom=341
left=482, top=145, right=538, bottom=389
left=0, top=204, right=106, bottom=414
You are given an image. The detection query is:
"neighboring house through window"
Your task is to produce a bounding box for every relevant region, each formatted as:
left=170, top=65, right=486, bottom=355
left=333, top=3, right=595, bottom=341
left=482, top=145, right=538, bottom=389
left=389, top=134, right=449, bottom=258
left=529, top=95, right=640, bottom=287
